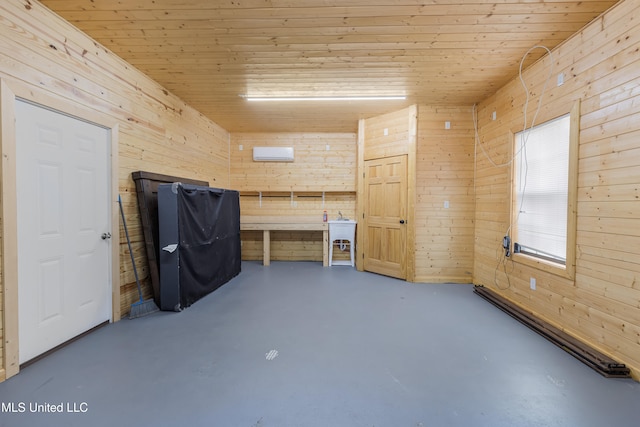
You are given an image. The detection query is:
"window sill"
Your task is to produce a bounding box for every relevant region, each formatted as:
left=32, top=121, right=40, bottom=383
left=511, top=252, right=574, bottom=280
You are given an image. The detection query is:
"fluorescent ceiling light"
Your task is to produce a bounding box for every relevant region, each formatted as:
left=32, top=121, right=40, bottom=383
left=245, top=96, right=406, bottom=102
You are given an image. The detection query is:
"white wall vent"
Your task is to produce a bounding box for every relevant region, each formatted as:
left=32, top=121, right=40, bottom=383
left=253, top=146, right=294, bottom=162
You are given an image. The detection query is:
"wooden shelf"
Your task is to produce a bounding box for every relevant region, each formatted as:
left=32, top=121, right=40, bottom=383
left=239, top=190, right=355, bottom=196
left=239, top=190, right=356, bottom=208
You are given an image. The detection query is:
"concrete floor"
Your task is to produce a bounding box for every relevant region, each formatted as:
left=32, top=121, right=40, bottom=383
left=1, top=261, right=639, bottom=427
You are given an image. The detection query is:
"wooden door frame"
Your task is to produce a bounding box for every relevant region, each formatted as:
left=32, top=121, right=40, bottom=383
left=356, top=119, right=366, bottom=272
left=356, top=105, right=417, bottom=281
left=0, top=79, right=120, bottom=380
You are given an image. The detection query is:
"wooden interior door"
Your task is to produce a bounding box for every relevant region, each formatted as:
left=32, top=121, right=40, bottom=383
left=363, top=155, right=407, bottom=279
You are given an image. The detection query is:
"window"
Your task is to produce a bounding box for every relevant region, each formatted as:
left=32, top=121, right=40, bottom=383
left=511, top=102, right=579, bottom=277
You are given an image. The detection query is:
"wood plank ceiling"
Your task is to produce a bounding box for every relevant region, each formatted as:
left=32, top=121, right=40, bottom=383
left=40, top=0, right=620, bottom=133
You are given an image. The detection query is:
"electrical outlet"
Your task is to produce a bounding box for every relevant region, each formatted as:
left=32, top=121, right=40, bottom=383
left=383, top=128, right=389, bottom=136
left=445, top=121, right=451, bottom=130
left=530, top=277, right=536, bottom=290
left=491, top=111, right=497, bottom=121
left=557, top=73, right=565, bottom=86
left=444, top=200, right=450, bottom=209
left=238, top=144, right=243, bottom=151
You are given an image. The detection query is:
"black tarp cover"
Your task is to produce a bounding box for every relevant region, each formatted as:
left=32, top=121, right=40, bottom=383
left=174, top=185, right=240, bottom=308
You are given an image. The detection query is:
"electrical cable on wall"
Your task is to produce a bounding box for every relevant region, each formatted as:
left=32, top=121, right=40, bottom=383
left=473, top=45, right=554, bottom=169
left=494, top=245, right=514, bottom=291
left=473, top=45, right=555, bottom=290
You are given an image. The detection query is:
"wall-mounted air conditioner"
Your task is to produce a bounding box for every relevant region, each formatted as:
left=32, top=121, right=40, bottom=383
left=253, top=146, right=294, bottom=162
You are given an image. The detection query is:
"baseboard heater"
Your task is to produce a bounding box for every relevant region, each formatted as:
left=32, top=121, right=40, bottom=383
left=473, top=285, right=630, bottom=378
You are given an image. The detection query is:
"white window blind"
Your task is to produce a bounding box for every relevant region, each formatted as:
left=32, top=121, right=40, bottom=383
left=514, top=114, right=570, bottom=264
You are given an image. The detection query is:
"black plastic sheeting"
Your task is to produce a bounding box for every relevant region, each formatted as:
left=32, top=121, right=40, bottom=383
left=158, top=183, right=241, bottom=311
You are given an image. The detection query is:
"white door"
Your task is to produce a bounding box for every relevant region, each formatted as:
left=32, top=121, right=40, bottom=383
left=15, top=99, right=111, bottom=364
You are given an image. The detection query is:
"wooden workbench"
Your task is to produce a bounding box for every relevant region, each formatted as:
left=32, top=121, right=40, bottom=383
left=240, top=216, right=328, bottom=266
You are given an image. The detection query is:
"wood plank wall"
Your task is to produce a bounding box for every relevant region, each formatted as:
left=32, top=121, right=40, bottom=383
left=230, top=132, right=357, bottom=261
left=359, top=106, right=417, bottom=280
left=359, top=105, right=475, bottom=283
left=362, top=107, right=415, bottom=161
left=230, top=132, right=356, bottom=192
left=415, top=106, right=475, bottom=283
left=0, top=0, right=230, bottom=379
left=474, top=0, right=640, bottom=379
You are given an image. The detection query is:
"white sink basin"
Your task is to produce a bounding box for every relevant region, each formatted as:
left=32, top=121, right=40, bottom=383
left=328, top=220, right=356, bottom=267
left=328, top=220, right=356, bottom=242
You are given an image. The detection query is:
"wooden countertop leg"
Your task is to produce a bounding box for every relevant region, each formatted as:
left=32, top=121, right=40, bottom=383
left=323, top=229, right=328, bottom=267
left=263, top=229, right=271, bottom=266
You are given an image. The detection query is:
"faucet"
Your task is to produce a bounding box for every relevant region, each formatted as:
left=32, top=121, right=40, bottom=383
left=338, top=211, right=343, bottom=220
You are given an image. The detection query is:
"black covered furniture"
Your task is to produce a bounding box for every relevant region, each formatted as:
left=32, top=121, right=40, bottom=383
left=157, top=183, right=241, bottom=311
left=132, top=171, right=209, bottom=308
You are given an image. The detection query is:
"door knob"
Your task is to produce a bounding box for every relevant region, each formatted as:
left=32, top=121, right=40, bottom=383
left=399, top=220, right=405, bottom=224
left=101, top=232, right=112, bottom=240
